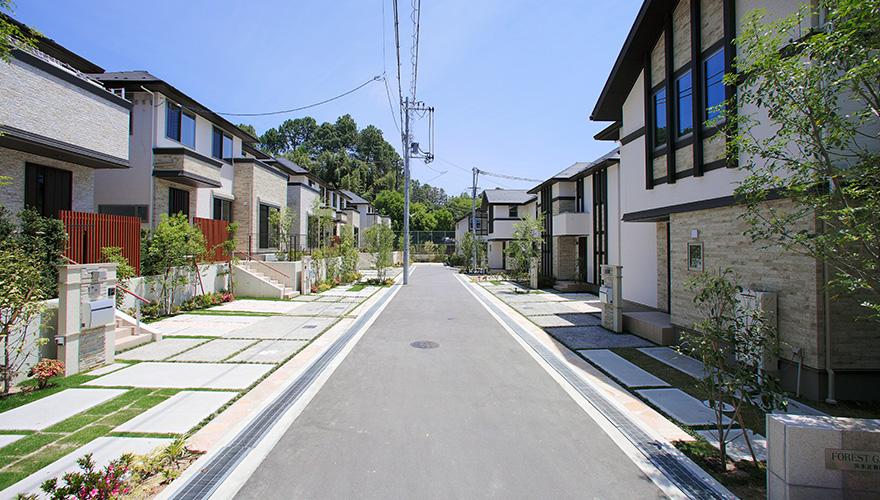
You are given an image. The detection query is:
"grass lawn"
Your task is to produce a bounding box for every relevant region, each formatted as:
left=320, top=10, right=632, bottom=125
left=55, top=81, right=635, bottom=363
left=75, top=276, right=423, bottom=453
left=0, top=387, right=178, bottom=491
left=0, top=374, right=97, bottom=414
left=348, top=284, right=366, bottom=292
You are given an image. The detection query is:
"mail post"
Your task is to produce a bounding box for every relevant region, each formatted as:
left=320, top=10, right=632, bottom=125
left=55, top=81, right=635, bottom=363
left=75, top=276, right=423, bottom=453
left=600, top=265, right=623, bottom=333
left=57, top=263, right=117, bottom=375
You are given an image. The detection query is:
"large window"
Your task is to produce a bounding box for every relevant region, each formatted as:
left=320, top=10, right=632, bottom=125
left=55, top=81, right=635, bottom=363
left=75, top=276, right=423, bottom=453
left=676, top=71, right=693, bottom=137
left=258, top=204, right=279, bottom=249
left=168, top=187, right=190, bottom=218
left=211, top=127, right=233, bottom=160
left=25, top=163, right=71, bottom=218
left=99, top=205, right=148, bottom=222
left=704, top=48, right=725, bottom=122
left=213, top=197, right=232, bottom=222
left=652, top=88, right=667, bottom=148
left=165, top=102, right=195, bottom=148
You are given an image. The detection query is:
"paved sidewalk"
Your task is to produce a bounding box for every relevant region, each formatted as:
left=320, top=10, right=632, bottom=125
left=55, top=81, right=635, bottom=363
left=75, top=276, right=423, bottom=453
left=235, top=265, right=663, bottom=499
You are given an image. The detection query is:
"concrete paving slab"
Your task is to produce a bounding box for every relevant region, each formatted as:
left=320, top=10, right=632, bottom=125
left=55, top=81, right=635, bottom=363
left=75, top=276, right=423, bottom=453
left=85, top=362, right=272, bottom=389
left=227, top=340, right=308, bottom=363
left=636, top=388, right=731, bottom=426
left=114, top=391, right=237, bottom=434
left=564, top=301, right=603, bottom=314
left=0, top=434, right=26, bottom=448
left=86, top=363, right=129, bottom=376
left=0, top=437, right=170, bottom=498
left=638, top=347, right=708, bottom=379
left=155, top=314, right=262, bottom=324
left=494, top=291, right=568, bottom=303
left=315, top=295, right=342, bottom=303
left=515, top=301, right=601, bottom=316
left=696, top=429, right=767, bottom=462
left=337, top=296, right=366, bottom=303
left=117, top=338, right=206, bottom=361
left=579, top=350, right=670, bottom=388
left=288, top=301, right=354, bottom=317
left=547, top=326, right=654, bottom=349
left=169, top=339, right=257, bottom=362
left=219, top=316, right=334, bottom=340
left=292, top=294, right=320, bottom=302
left=530, top=313, right=601, bottom=328
left=209, top=300, right=302, bottom=314
left=0, top=388, right=127, bottom=430
left=161, top=324, right=245, bottom=337
left=555, top=292, right=601, bottom=301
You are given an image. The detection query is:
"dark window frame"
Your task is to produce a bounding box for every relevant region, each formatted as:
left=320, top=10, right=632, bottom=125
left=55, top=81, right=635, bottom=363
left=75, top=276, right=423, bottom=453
left=168, top=187, right=190, bottom=218
left=25, top=163, right=72, bottom=218
left=675, top=70, right=694, bottom=138
left=703, top=48, right=725, bottom=124
left=508, top=205, right=518, bottom=218
left=211, top=126, right=233, bottom=161
left=165, top=101, right=196, bottom=148
left=652, top=87, right=668, bottom=149
left=99, top=204, right=149, bottom=222
left=213, top=197, right=232, bottom=222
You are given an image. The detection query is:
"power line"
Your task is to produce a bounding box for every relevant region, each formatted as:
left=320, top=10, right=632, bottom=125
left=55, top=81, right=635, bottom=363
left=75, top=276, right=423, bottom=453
left=409, top=0, right=421, bottom=101
left=392, top=0, right=405, bottom=130
left=216, top=76, right=382, bottom=117
left=478, top=169, right=542, bottom=183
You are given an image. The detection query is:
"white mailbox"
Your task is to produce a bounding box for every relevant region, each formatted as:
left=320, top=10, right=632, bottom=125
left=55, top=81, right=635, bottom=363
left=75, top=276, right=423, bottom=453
left=82, top=299, right=115, bottom=329
left=599, top=285, right=613, bottom=304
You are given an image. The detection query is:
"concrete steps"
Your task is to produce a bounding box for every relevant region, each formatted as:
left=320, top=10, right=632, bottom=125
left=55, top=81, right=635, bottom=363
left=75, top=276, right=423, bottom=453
left=623, top=311, right=677, bottom=346
left=234, top=262, right=299, bottom=299
left=113, top=318, right=151, bottom=352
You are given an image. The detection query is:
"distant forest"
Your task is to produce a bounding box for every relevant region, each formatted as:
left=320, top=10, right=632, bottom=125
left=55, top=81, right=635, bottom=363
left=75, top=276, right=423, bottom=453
left=239, top=116, right=472, bottom=231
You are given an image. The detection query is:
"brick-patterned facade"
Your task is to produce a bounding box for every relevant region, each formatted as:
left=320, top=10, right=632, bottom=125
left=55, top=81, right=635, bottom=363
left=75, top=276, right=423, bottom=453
left=656, top=221, right=669, bottom=313
left=232, top=161, right=288, bottom=253
left=0, top=147, right=96, bottom=214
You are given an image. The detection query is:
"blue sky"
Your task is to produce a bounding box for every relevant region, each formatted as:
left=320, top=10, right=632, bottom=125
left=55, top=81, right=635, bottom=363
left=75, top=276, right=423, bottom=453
left=12, top=0, right=641, bottom=197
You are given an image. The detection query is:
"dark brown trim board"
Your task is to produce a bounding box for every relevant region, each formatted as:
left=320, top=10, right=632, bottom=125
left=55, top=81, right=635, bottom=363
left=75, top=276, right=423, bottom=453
left=690, top=0, right=704, bottom=176
left=620, top=127, right=645, bottom=146
left=0, top=125, right=129, bottom=169
left=723, top=0, right=737, bottom=168
left=664, top=12, right=676, bottom=184
left=153, top=169, right=222, bottom=188
left=643, top=52, right=654, bottom=190
left=594, top=121, right=621, bottom=141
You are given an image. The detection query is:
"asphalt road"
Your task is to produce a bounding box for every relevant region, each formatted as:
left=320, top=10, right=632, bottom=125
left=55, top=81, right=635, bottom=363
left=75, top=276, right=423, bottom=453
left=235, top=265, right=664, bottom=499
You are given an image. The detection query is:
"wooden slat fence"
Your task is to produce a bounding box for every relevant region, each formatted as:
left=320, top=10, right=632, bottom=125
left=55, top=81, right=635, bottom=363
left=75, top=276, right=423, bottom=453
left=194, top=217, right=230, bottom=262
left=59, top=210, right=141, bottom=275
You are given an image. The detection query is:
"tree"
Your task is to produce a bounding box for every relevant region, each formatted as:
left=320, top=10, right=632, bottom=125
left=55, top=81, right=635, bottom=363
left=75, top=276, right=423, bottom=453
left=373, top=190, right=405, bottom=230
left=433, top=208, right=454, bottom=231
left=683, top=269, right=785, bottom=466
left=0, top=244, right=47, bottom=396
left=142, top=214, right=206, bottom=315
left=269, top=207, right=297, bottom=260
left=458, top=231, right=486, bottom=273
left=309, top=198, right=335, bottom=250
left=446, top=194, right=475, bottom=222
left=237, top=124, right=258, bottom=138
left=338, top=226, right=360, bottom=282
left=364, top=224, right=395, bottom=282
left=409, top=202, right=437, bottom=231
left=505, top=214, right=544, bottom=280
left=1, top=2, right=39, bottom=62
left=101, top=247, right=135, bottom=307
left=726, top=0, right=880, bottom=318
left=13, top=209, right=66, bottom=298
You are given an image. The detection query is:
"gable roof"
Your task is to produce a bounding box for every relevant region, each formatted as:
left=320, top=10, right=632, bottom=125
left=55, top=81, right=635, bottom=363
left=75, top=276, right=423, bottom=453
left=89, top=71, right=259, bottom=144
left=528, top=148, right=621, bottom=194
left=340, top=190, right=369, bottom=205
left=590, top=0, right=673, bottom=122
left=481, top=189, right=536, bottom=205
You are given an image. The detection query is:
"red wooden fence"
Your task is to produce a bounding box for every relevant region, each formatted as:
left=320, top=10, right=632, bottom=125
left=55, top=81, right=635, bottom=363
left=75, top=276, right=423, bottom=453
left=59, top=210, right=141, bottom=275
left=194, top=217, right=230, bottom=262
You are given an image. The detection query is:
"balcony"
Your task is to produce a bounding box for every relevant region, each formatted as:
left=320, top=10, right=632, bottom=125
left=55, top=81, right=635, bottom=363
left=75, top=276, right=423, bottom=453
left=552, top=211, right=590, bottom=236
left=153, top=147, right=223, bottom=188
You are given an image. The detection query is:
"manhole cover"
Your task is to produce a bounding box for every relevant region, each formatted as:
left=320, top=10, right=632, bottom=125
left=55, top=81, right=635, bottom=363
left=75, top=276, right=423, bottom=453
left=410, top=340, right=439, bottom=349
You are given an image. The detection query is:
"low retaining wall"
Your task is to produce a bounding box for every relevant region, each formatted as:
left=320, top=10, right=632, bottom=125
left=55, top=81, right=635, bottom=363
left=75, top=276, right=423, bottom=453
left=119, top=263, right=229, bottom=310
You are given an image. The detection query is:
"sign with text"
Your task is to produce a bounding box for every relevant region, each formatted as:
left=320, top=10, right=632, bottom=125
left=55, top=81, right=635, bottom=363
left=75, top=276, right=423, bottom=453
left=826, top=449, right=880, bottom=472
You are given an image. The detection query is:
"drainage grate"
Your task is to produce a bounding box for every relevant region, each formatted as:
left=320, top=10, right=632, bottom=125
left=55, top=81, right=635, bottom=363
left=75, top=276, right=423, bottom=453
left=470, top=286, right=733, bottom=500
left=410, top=340, right=439, bottom=349
left=171, top=286, right=398, bottom=500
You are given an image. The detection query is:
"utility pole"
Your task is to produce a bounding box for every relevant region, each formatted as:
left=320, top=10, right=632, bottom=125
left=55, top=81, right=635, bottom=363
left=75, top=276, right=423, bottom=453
left=403, top=97, right=411, bottom=285
left=400, top=98, right=434, bottom=286
left=470, top=167, right=479, bottom=272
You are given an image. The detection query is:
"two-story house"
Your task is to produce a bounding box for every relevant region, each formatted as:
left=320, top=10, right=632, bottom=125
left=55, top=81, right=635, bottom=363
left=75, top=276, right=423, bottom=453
left=590, top=0, right=877, bottom=400
left=528, top=149, right=620, bottom=291
left=0, top=16, right=130, bottom=218
left=454, top=208, right=487, bottom=254
left=89, top=71, right=259, bottom=228
left=341, top=190, right=380, bottom=247
left=481, top=189, right=537, bottom=270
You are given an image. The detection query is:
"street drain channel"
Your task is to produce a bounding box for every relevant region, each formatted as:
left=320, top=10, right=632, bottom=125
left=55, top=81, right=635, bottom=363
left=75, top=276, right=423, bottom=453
left=170, top=286, right=397, bottom=500
left=465, top=280, right=733, bottom=499
left=410, top=340, right=439, bottom=349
